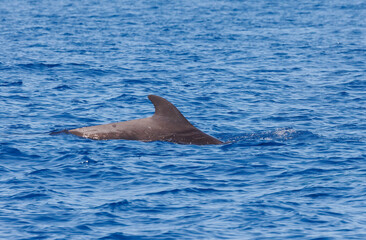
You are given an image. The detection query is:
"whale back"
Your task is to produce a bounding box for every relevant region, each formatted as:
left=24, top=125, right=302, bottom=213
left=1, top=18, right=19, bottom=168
left=66, top=95, right=223, bottom=145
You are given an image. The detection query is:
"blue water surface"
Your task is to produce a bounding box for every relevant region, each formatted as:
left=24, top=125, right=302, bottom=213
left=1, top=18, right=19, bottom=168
left=1, top=0, right=366, bottom=239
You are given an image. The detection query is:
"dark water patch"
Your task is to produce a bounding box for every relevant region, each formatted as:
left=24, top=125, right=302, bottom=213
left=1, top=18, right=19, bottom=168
left=76, top=224, right=92, bottom=231
left=86, top=168, right=132, bottom=181
left=91, top=218, right=127, bottom=229
left=255, top=141, right=286, bottom=146
left=147, top=187, right=221, bottom=196
left=318, top=156, right=363, bottom=166
left=18, top=234, right=51, bottom=240
left=3, top=94, right=30, bottom=102
left=0, top=145, right=40, bottom=160
left=31, top=214, right=61, bottom=222
left=52, top=153, right=77, bottom=162
left=304, top=192, right=335, bottom=199
left=106, top=93, right=139, bottom=102
left=331, top=136, right=365, bottom=144
left=27, top=168, right=59, bottom=178
left=99, top=232, right=149, bottom=240
left=338, top=2, right=366, bottom=10
left=98, top=200, right=130, bottom=212
left=226, top=166, right=268, bottom=177
left=342, top=79, right=366, bottom=89
left=65, top=63, right=91, bottom=67
left=7, top=124, right=32, bottom=130
left=264, top=186, right=352, bottom=199
left=251, top=68, right=288, bottom=73
left=81, top=68, right=118, bottom=77
left=0, top=165, right=10, bottom=173
left=94, top=211, right=120, bottom=219
left=18, top=63, right=62, bottom=70
left=71, top=98, right=89, bottom=104
left=266, top=115, right=312, bottom=122
left=53, top=84, right=72, bottom=90
left=224, top=140, right=286, bottom=147
left=10, top=191, right=50, bottom=201
left=122, top=78, right=154, bottom=85
left=0, top=80, right=23, bottom=86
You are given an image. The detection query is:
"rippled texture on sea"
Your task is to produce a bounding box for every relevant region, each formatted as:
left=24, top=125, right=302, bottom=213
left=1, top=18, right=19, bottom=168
left=1, top=0, right=366, bottom=239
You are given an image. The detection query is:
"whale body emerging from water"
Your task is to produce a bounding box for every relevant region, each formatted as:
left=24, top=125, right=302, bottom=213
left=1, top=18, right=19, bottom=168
left=67, top=95, right=222, bottom=145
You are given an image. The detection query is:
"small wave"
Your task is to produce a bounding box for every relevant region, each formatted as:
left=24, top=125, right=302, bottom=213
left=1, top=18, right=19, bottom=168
left=106, top=94, right=139, bottom=102
left=11, top=191, right=50, bottom=201
left=255, top=141, right=286, bottom=146
left=222, top=128, right=318, bottom=146
left=0, top=165, right=10, bottom=174
left=0, top=145, right=40, bottom=160
left=99, top=232, right=148, bottom=240
left=98, top=200, right=130, bottom=211
left=18, top=62, right=62, bottom=70
left=251, top=68, right=288, bottom=73
left=264, top=186, right=349, bottom=199
left=147, top=187, right=220, bottom=196
left=76, top=224, right=92, bottom=231
left=0, top=80, right=23, bottom=86
left=53, top=84, right=72, bottom=90
left=331, top=136, right=365, bottom=143
left=80, top=156, right=99, bottom=165
left=304, top=192, right=333, bottom=199
left=342, top=79, right=366, bottom=89
left=6, top=94, right=30, bottom=101
left=66, top=63, right=90, bottom=67
left=28, top=168, right=60, bottom=178
left=78, top=68, right=118, bottom=77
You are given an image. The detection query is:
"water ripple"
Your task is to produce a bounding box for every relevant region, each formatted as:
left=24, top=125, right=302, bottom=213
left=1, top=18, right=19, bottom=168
left=0, top=0, right=365, bottom=239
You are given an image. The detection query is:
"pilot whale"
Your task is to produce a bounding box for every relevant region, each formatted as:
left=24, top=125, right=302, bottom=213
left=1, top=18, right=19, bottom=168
left=67, top=95, right=222, bottom=145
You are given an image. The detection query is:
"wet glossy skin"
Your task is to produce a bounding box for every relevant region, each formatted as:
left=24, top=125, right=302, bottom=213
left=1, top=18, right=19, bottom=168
left=68, top=95, right=222, bottom=145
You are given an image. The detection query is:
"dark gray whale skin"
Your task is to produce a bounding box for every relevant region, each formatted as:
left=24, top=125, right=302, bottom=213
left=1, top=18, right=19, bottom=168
left=68, top=95, right=222, bottom=145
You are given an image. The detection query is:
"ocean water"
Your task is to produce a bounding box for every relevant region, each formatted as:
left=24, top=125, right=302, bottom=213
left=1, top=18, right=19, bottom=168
left=1, top=0, right=366, bottom=239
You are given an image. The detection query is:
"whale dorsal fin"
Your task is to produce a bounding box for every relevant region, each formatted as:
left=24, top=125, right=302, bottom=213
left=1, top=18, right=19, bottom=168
left=148, top=95, right=191, bottom=125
